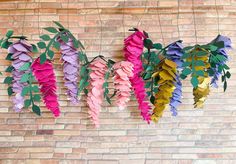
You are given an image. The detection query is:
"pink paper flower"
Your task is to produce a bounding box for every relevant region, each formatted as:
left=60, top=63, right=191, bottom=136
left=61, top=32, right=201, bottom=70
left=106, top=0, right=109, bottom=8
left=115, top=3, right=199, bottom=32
left=57, top=34, right=79, bottom=104
left=86, top=58, right=108, bottom=127
left=124, top=30, right=151, bottom=123
left=113, top=61, right=133, bottom=110
left=31, top=58, right=60, bottom=117
left=8, top=39, right=33, bottom=112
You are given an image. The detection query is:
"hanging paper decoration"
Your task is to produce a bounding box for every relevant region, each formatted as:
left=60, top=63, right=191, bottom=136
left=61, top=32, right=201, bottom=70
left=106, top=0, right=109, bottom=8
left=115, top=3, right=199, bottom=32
left=113, top=61, right=134, bottom=110
left=86, top=58, right=108, bottom=127
left=37, top=21, right=84, bottom=103
left=166, top=41, right=184, bottom=116
left=0, top=30, right=41, bottom=115
left=57, top=34, right=79, bottom=104
left=209, top=35, right=231, bottom=90
left=124, top=29, right=151, bottom=123
left=151, top=59, right=177, bottom=122
left=31, top=58, right=60, bottom=117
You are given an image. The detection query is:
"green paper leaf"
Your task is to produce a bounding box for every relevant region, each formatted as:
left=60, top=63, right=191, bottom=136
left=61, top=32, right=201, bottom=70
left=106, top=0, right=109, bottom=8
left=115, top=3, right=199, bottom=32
left=19, top=63, right=30, bottom=71
left=37, top=42, right=46, bottom=49
left=20, top=73, right=29, bottom=83
left=180, top=74, right=187, bottom=80
left=61, top=34, right=69, bottom=43
left=181, top=53, right=190, bottom=59
left=2, top=41, right=11, bottom=49
left=7, top=87, right=13, bottom=96
left=226, top=71, right=231, bottom=78
left=105, top=95, right=111, bottom=104
left=84, top=88, right=88, bottom=96
left=191, top=76, right=199, bottom=88
left=145, top=81, right=151, bottom=88
left=196, top=70, right=204, bottom=76
left=53, top=21, right=65, bottom=29
left=53, top=41, right=60, bottom=50
left=105, top=72, right=110, bottom=79
left=216, top=54, right=226, bottom=62
left=207, top=68, right=215, bottom=76
left=6, top=30, right=13, bottom=38
left=73, top=39, right=79, bottom=49
left=146, top=91, right=151, bottom=97
left=5, top=53, right=13, bottom=61
left=182, top=68, right=192, bottom=76
left=21, top=86, right=30, bottom=96
left=144, top=38, right=153, bottom=49
left=32, top=104, right=41, bottom=116
left=43, top=27, right=58, bottom=33
left=4, top=76, right=13, bottom=84
left=107, top=59, right=115, bottom=68
left=214, top=41, right=224, bottom=49
left=47, top=49, right=54, bottom=59
left=5, top=66, right=14, bottom=72
left=209, top=45, right=218, bottom=51
left=183, top=46, right=193, bottom=52
left=150, top=95, right=155, bottom=105
left=222, top=75, right=225, bottom=82
left=103, top=82, right=108, bottom=89
left=40, top=53, right=47, bottom=64
left=223, top=64, right=230, bottom=70
left=40, top=34, right=51, bottom=41
left=223, top=81, right=227, bottom=92
left=24, top=99, right=31, bottom=108
left=153, top=43, right=162, bottom=50
left=195, top=60, right=205, bottom=66
left=31, top=44, right=38, bottom=53
left=182, top=62, right=191, bottom=67
left=143, top=73, right=152, bottom=80
left=32, top=85, right=39, bottom=92
left=33, top=94, right=41, bottom=102
left=196, top=51, right=208, bottom=57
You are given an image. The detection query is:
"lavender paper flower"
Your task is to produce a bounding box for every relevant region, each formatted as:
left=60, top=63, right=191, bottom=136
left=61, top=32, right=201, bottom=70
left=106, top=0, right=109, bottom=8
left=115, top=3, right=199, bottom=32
left=166, top=40, right=184, bottom=116
left=58, top=34, right=79, bottom=104
left=8, top=39, right=33, bottom=112
left=210, top=35, right=232, bottom=88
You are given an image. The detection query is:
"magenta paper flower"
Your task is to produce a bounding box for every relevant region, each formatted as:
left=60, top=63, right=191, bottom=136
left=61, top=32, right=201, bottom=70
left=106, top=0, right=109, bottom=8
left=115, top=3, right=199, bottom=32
left=86, top=58, right=108, bottom=127
left=31, top=58, right=60, bottom=117
left=57, top=34, right=79, bottom=104
left=8, top=39, right=33, bottom=112
left=113, top=61, right=134, bottom=110
left=124, top=30, right=151, bottom=123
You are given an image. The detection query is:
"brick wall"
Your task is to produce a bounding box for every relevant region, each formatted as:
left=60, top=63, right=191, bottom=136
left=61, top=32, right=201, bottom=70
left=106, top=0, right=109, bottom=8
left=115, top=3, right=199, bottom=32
left=0, top=0, right=235, bottom=163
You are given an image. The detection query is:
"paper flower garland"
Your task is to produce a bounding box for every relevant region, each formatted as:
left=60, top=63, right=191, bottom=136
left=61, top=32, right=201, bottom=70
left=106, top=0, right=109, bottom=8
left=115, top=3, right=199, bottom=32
left=57, top=33, right=80, bottom=104
left=124, top=29, right=151, bottom=123
left=113, top=61, right=134, bottom=110
left=151, top=59, right=177, bottom=122
left=32, top=58, right=60, bottom=117
left=86, top=58, right=108, bottom=127
left=0, top=24, right=232, bottom=123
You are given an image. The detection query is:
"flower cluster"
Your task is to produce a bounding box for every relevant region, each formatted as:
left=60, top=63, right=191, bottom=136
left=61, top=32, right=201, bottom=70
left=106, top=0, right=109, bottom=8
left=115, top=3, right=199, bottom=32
left=113, top=61, right=134, bottom=110
left=124, top=30, right=151, bottom=123
left=86, top=58, right=108, bottom=127
left=58, top=34, right=80, bottom=104
left=151, top=59, right=177, bottom=122
left=32, top=58, right=60, bottom=117
left=8, top=39, right=33, bottom=112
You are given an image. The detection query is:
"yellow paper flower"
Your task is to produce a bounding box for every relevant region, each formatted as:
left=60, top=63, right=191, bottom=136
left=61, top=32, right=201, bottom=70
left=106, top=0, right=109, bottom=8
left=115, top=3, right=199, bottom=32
left=151, top=59, right=177, bottom=122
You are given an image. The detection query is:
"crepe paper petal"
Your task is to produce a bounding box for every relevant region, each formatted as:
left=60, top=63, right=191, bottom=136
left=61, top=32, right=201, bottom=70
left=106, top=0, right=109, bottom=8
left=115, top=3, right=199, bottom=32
left=57, top=34, right=80, bottom=104
left=113, top=61, right=133, bottom=110
left=210, top=35, right=232, bottom=88
left=8, top=39, right=33, bottom=112
left=151, top=59, right=177, bottom=122
left=31, top=57, right=60, bottom=117
left=124, top=30, right=151, bottom=123
left=193, top=77, right=210, bottom=108
left=86, top=58, right=108, bottom=127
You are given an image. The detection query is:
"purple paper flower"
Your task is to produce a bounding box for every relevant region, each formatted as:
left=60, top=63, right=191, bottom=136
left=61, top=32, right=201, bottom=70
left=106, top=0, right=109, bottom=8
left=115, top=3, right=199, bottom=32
left=8, top=39, right=33, bottom=112
left=166, top=40, right=184, bottom=116
left=57, top=34, right=79, bottom=104
left=210, top=35, right=232, bottom=88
